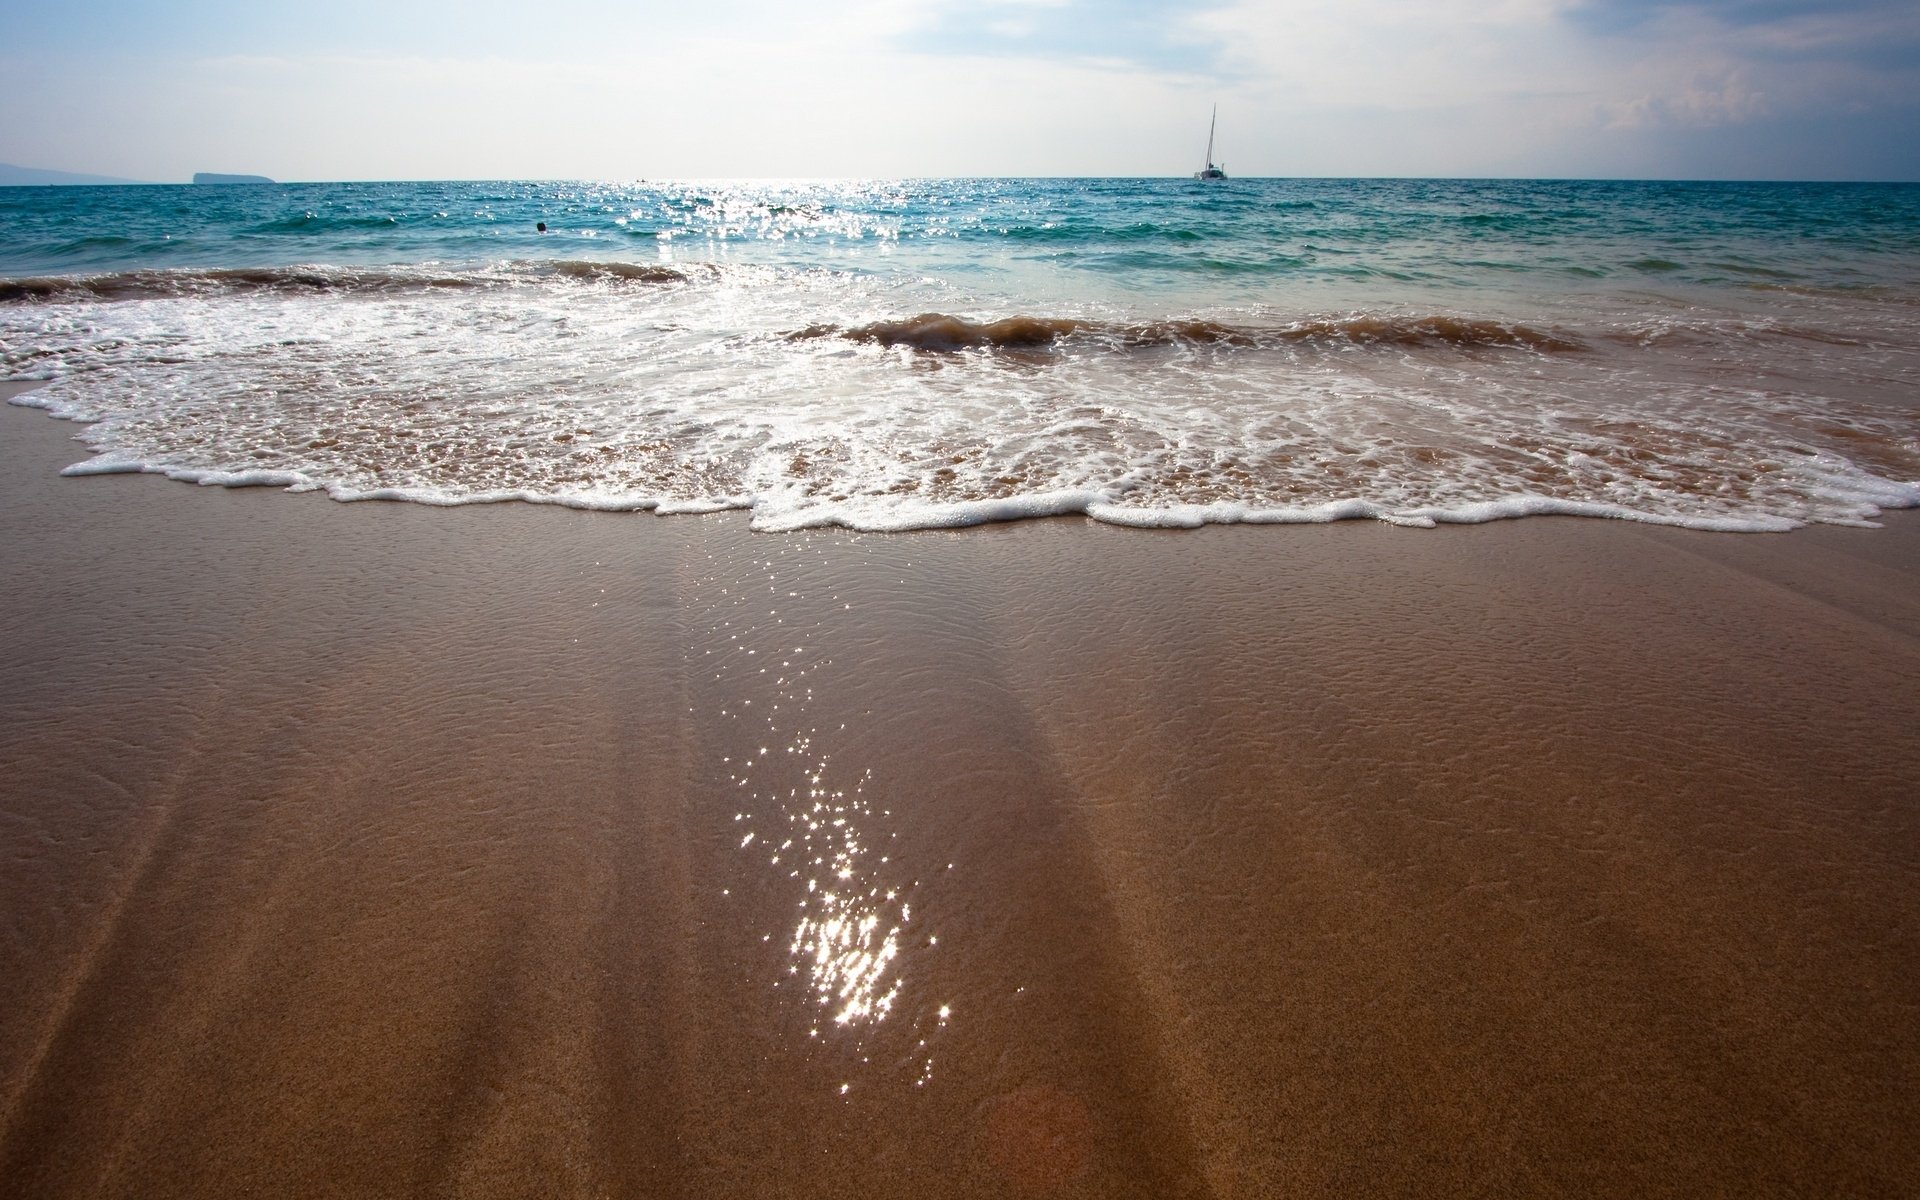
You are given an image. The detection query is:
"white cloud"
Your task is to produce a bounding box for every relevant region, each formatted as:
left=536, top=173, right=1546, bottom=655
left=1603, top=72, right=1769, bottom=130
left=1, top=0, right=1913, bottom=179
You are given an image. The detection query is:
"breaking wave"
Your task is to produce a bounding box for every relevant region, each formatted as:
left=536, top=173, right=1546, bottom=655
left=0, top=260, right=697, bottom=304
left=790, top=312, right=1585, bottom=354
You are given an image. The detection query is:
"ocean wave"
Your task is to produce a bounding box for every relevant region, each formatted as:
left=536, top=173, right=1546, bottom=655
left=43, top=235, right=140, bottom=257
left=1291, top=314, right=1584, bottom=351
left=789, top=312, right=1585, bottom=354
left=544, top=260, right=702, bottom=284
left=1054, top=248, right=1295, bottom=276
left=32, top=438, right=1914, bottom=536
left=0, top=260, right=698, bottom=303
left=246, top=212, right=401, bottom=234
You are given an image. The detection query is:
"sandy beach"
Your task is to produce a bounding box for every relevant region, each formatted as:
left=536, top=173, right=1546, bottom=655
left=2, top=383, right=1918, bottom=1197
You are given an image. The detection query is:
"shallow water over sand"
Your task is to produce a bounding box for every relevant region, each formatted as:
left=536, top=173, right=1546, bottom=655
left=4, top=398, right=1919, bottom=1195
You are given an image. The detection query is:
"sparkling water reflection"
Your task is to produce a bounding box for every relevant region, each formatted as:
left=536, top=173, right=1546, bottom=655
left=691, top=537, right=938, bottom=1086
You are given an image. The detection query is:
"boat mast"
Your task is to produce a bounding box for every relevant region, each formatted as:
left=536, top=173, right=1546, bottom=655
left=1205, top=104, right=1217, bottom=169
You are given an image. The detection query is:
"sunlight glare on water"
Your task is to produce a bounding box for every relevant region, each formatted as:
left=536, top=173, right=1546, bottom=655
left=691, top=538, right=940, bottom=1089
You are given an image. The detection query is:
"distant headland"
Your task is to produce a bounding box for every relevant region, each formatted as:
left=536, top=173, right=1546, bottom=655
left=0, top=162, right=148, bottom=186
left=193, top=172, right=276, bottom=185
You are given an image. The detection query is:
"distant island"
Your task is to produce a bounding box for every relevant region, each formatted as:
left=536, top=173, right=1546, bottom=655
left=0, top=162, right=148, bottom=186
left=194, top=172, right=276, bottom=185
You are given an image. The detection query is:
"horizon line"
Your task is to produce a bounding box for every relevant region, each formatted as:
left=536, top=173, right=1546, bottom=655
left=7, top=173, right=1920, bottom=187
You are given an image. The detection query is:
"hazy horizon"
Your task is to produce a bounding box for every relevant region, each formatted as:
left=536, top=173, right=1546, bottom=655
left=4, top=0, right=1917, bottom=183
left=10, top=166, right=1920, bottom=186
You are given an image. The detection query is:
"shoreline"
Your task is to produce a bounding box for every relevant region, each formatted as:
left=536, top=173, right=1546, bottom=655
left=11, top=380, right=1917, bottom=537
left=2, top=391, right=1918, bottom=1196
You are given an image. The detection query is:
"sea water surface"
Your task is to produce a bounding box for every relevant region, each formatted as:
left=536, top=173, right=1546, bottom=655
left=3, top=177, right=1918, bottom=531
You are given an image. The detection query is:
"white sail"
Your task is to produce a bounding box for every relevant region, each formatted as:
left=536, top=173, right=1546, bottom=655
left=1195, top=105, right=1227, bottom=180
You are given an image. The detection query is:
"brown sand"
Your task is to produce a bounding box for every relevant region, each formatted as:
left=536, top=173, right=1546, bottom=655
left=2, top=387, right=1917, bottom=1197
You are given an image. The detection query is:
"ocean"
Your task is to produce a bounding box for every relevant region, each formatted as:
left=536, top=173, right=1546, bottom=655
left=3, top=177, right=1917, bottom=532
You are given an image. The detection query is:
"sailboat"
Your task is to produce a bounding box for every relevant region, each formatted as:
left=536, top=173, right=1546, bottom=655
left=1195, top=105, right=1227, bottom=180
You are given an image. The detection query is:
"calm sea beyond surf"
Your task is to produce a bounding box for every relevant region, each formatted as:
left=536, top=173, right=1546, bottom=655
left=3, top=177, right=1918, bottom=532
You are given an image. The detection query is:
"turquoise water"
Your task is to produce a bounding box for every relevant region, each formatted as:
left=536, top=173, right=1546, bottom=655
left=4, top=179, right=1919, bottom=530
left=5, top=178, right=1918, bottom=296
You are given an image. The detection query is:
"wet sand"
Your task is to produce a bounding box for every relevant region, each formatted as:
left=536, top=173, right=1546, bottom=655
left=2, top=387, right=1917, bottom=1197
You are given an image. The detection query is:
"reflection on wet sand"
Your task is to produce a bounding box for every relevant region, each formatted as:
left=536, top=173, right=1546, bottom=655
left=688, top=541, right=940, bottom=1089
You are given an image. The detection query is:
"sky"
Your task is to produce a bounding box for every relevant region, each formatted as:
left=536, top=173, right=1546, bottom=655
left=1, top=0, right=1916, bottom=180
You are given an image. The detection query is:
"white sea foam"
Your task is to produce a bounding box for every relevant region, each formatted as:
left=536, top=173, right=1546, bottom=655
left=6, top=262, right=1919, bottom=534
